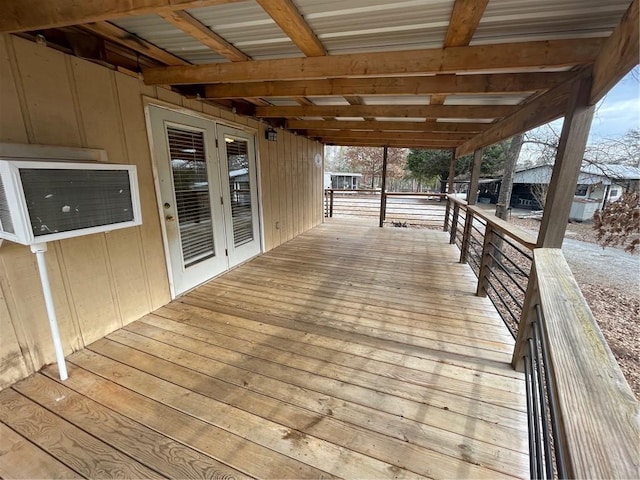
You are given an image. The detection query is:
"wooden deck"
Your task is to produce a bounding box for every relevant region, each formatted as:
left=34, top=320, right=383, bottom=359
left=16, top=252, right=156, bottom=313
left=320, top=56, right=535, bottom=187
left=0, top=219, right=528, bottom=479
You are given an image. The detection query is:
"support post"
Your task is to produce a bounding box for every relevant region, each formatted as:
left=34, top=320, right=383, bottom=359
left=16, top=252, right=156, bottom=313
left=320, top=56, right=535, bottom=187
left=467, top=148, right=482, bottom=205
left=460, top=148, right=482, bottom=262
left=30, top=243, right=68, bottom=381
left=329, top=189, right=334, bottom=218
left=443, top=150, right=456, bottom=231
left=460, top=210, right=473, bottom=264
left=450, top=201, right=460, bottom=244
left=476, top=223, right=494, bottom=297
left=512, top=257, right=541, bottom=371
left=537, top=74, right=595, bottom=248
left=379, top=146, right=389, bottom=228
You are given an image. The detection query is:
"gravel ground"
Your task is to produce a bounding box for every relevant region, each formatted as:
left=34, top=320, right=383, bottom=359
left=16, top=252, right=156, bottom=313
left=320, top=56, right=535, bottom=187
left=509, top=216, right=640, bottom=399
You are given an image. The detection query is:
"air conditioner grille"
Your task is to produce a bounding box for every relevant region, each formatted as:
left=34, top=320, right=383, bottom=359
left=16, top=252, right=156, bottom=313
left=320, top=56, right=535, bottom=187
left=19, top=169, right=134, bottom=237
left=0, top=176, right=15, bottom=234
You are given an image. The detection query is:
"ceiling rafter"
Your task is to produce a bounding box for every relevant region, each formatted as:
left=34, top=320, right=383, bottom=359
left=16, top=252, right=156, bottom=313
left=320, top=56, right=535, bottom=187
left=82, top=21, right=189, bottom=66
left=255, top=104, right=516, bottom=119
left=429, top=0, right=490, bottom=116
left=286, top=120, right=491, bottom=133
left=202, top=72, right=574, bottom=99
left=456, top=73, right=581, bottom=157
left=256, top=0, right=326, bottom=57
left=157, top=9, right=249, bottom=62
left=302, top=130, right=474, bottom=141
left=323, top=139, right=461, bottom=148
left=142, top=38, right=604, bottom=85
left=0, top=0, right=242, bottom=33
left=444, top=0, right=490, bottom=47
left=590, top=0, right=639, bottom=105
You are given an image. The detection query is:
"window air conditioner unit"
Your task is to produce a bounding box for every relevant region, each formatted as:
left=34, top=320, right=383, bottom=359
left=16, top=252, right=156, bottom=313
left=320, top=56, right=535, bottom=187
left=0, top=158, right=142, bottom=245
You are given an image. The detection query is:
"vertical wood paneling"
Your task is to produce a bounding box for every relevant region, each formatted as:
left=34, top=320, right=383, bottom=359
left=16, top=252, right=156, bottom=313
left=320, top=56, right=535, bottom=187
left=70, top=58, right=151, bottom=324
left=268, top=135, right=280, bottom=247
left=258, top=125, right=274, bottom=251
left=0, top=35, right=323, bottom=389
left=277, top=132, right=288, bottom=241
left=0, top=244, right=78, bottom=366
left=11, top=38, right=82, bottom=147
left=0, top=283, right=29, bottom=388
left=0, top=36, right=28, bottom=143
left=114, top=73, right=171, bottom=310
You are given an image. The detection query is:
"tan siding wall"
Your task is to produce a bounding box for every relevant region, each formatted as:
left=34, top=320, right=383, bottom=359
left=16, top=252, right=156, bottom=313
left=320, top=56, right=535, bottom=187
left=0, top=34, right=323, bottom=389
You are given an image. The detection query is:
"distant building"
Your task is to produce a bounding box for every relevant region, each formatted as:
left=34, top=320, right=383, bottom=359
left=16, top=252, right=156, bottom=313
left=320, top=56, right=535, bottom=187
left=324, top=172, right=363, bottom=190
left=512, top=163, right=640, bottom=220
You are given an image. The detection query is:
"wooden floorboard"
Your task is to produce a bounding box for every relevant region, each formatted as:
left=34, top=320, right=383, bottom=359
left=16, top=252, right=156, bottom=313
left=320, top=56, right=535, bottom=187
left=0, top=219, right=528, bottom=479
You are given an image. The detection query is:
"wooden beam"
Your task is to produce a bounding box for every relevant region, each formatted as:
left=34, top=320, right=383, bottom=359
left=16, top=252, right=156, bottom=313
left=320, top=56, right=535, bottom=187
left=203, top=72, right=572, bottom=98
left=444, top=0, right=490, bottom=47
left=256, top=104, right=516, bottom=119
left=303, top=130, right=473, bottom=141
left=143, top=38, right=604, bottom=85
left=320, top=139, right=460, bottom=148
left=590, top=0, right=639, bottom=104
left=538, top=75, right=595, bottom=248
left=255, top=0, right=326, bottom=57
left=82, top=21, right=189, bottom=66
left=157, top=9, right=250, bottom=62
left=0, top=0, right=241, bottom=33
left=287, top=119, right=491, bottom=133
left=455, top=73, right=582, bottom=157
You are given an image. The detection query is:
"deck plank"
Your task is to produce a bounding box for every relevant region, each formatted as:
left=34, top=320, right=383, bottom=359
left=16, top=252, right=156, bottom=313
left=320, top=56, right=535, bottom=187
left=0, top=389, right=162, bottom=479
left=1, top=220, right=528, bottom=479
left=0, top=423, right=81, bottom=479
left=11, top=374, right=249, bottom=479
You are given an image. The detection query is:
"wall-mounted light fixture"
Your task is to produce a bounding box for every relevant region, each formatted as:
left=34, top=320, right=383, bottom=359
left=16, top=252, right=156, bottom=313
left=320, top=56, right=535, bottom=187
left=265, top=126, right=277, bottom=142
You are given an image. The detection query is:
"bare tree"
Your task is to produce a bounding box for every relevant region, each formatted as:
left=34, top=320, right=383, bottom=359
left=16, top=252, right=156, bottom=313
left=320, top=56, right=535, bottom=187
left=343, top=147, right=407, bottom=188
left=496, top=134, right=523, bottom=219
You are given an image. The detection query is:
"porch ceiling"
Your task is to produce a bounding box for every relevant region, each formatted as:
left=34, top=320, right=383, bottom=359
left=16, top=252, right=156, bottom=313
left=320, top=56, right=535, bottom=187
left=2, top=0, right=637, bottom=155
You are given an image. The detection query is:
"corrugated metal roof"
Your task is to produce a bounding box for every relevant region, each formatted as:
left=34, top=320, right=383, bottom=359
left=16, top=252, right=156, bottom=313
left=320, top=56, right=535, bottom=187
left=473, top=0, right=630, bottom=45
left=362, top=96, right=431, bottom=105
left=187, top=2, right=303, bottom=60
left=444, top=95, right=529, bottom=106
left=112, top=15, right=227, bottom=64
left=297, top=0, right=452, bottom=53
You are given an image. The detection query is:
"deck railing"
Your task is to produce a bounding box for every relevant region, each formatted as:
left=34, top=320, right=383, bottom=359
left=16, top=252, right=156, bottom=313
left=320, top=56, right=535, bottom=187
left=382, top=192, right=447, bottom=228
left=324, top=189, right=447, bottom=229
left=513, top=249, right=639, bottom=479
left=444, top=195, right=639, bottom=479
left=445, top=196, right=536, bottom=336
left=324, top=189, right=380, bottom=220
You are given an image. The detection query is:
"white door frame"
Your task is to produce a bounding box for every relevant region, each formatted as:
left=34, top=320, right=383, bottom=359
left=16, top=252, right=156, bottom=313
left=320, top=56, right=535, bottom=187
left=144, top=102, right=263, bottom=298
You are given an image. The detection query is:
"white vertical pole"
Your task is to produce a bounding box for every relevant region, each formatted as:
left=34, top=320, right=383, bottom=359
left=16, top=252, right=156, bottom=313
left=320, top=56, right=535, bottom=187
left=30, top=243, right=68, bottom=380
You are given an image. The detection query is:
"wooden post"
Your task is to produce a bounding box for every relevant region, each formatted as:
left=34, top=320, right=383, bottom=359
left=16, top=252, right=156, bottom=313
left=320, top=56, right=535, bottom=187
left=476, top=222, right=494, bottom=297
left=460, top=148, right=482, bottom=262
left=329, top=189, right=334, bottom=218
left=537, top=74, right=595, bottom=248
left=512, top=259, right=541, bottom=371
left=450, top=201, right=459, bottom=244
left=443, top=151, right=456, bottom=231
left=379, top=146, right=389, bottom=228
left=467, top=148, right=482, bottom=205
left=459, top=209, right=473, bottom=263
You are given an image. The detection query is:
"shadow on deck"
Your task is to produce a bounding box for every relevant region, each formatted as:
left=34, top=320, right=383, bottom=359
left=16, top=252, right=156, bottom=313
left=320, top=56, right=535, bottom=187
left=0, top=219, right=528, bottom=479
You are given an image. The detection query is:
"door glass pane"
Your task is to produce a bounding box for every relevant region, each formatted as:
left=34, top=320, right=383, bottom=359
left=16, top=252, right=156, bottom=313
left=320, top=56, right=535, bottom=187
left=167, top=126, right=215, bottom=267
left=225, top=137, right=254, bottom=247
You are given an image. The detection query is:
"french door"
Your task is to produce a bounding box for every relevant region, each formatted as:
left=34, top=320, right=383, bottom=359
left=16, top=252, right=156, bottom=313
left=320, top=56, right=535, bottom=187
left=148, top=106, right=261, bottom=296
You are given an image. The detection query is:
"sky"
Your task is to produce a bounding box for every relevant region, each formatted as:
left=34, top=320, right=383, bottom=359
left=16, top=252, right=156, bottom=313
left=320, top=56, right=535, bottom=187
left=587, top=68, right=639, bottom=142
